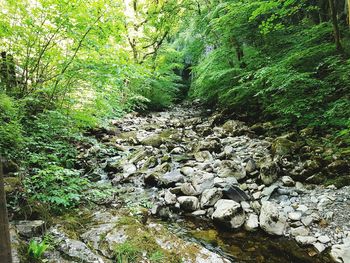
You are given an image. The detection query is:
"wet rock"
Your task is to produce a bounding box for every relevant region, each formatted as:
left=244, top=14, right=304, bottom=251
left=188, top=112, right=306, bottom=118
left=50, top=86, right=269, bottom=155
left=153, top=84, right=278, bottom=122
left=222, top=185, right=250, bottom=202
left=244, top=213, right=259, bottom=231
left=212, top=199, right=245, bottom=229
left=178, top=196, right=199, bottom=212
left=330, top=237, right=350, bottom=263
left=15, top=220, right=45, bottom=238
left=201, top=188, right=223, bottom=208
left=259, top=201, right=287, bottom=236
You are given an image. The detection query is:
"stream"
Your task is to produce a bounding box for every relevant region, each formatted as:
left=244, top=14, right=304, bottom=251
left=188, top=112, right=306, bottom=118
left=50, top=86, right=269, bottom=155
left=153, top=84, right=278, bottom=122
left=11, top=102, right=342, bottom=262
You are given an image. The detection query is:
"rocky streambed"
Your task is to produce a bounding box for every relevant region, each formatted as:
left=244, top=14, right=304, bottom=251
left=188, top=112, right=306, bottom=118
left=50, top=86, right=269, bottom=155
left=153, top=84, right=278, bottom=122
left=9, top=103, right=350, bottom=262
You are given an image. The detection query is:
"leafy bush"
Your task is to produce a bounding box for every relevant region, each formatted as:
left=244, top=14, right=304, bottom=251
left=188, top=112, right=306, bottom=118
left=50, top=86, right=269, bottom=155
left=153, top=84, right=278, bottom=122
left=23, top=110, right=78, bottom=168
left=27, top=239, right=49, bottom=262
left=24, top=165, right=89, bottom=212
left=0, top=93, right=23, bottom=158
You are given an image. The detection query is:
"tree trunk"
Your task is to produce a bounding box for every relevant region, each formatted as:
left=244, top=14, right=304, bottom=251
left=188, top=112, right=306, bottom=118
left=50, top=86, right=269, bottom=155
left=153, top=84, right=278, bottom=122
left=347, top=0, right=350, bottom=26
left=329, top=0, right=343, bottom=51
left=0, top=159, right=12, bottom=263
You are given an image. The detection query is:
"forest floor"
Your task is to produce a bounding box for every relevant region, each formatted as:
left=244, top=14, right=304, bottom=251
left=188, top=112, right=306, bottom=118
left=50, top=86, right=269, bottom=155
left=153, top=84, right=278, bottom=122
left=9, top=103, right=350, bottom=262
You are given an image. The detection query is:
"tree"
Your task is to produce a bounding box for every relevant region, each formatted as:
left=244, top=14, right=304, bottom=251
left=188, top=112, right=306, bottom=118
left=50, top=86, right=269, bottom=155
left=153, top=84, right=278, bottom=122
left=0, top=159, right=12, bottom=263
left=329, top=0, right=343, bottom=51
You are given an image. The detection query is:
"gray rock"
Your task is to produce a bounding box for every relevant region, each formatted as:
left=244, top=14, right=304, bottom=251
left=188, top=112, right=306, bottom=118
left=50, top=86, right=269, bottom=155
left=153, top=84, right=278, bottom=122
left=15, top=220, right=45, bottom=238
left=212, top=199, right=245, bottom=229
left=49, top=227, right=105, bottom=262
left=164, top=190, right=177, bottom=205
left=160, top=170, right=185, bottom=186
left=259, top=161, right=280, bottom=185
left=244, top=214, right=259, bottom=231
left=313, top=242, right=326, bottom=254
left=295, top=235, right=317, bottom=246
left=259, top=201, right=287, bottom=236
left=201, top=188, right=223, bottom=208
left=281, top=176, right=295, bottom=186
left=290, top=226, right=309, bottom=237
left=180, top=183, right=198, bottom=196
left=288, top=211, right=302, bottom=221
left=180, top=166, right=195, bottom=177
left=178, top=196, right=199, bottom=212
left=318, top=235, right=331, bottom=244
left=194, top=151, right=213, bottom=162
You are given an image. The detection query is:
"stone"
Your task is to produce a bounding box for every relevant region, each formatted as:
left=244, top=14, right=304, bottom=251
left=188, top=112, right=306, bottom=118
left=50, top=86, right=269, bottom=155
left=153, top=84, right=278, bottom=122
left=213, top=177, right=238, bottom=188
left=272, top=137, right=296, bottom=156
left=123, top=163, right=136, bottom=177
left=295, top=236, right=317, bottom=246
left=194, top=151, right=213, bottom=162
left=259, top=160, right=280, bottom=185
left=330, top=237, right=350, bottom=263
left=288, top=211, right=302, bottom=221
left=245, top=159, right=257, bottom=174
left=301, top=216, right=314, bottom=226
left=252, top=191, right=261, bottom=200
left=290, top=226, right=309, bottom=237
left=313, top=242, right=326, bottom=254
left=222, top=185, right=250, bottom=202
left=201, top=188, right=223, bottom=208
left=217, top=160, right=246, bottom=180
left=259, top=201, right=287, bottom=236
left=318, top=235, right=331, bottom=244
left=49, top=227, right=105, bottom=262
left=164, top=190, right=177, bottom=205
left=244, top=214, right=259, bottom=231
left=281, top=176, right=295, bottom=186
left=160, top=170, right=185, bottom=187
left=180, top=166, right=195, bottom=177
left=212, top=199, right=245, bottom=229
left=191, top=172, right=215, bottom=194
left=15, top=220, right=45, bottom=238
left=178, top=196, right=199, bottom=212
left=180, top=183, right=198, bottom=196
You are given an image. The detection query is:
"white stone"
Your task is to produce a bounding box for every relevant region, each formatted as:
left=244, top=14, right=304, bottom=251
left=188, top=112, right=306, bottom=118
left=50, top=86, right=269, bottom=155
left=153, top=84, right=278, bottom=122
left=313, top=242, right=326, bottom=254
left=318, top=235, right=331, bottom=244
left=259, top=201, right=287, bottom=236
left=295, top=236, right=317, bottom=246
left=330, top=237, right=350, bottom=263
left=288, top=211, right=302, bottom=221
left=212, top=199, right=245, bottom=229
left=244, top=214, right=259, bottom=231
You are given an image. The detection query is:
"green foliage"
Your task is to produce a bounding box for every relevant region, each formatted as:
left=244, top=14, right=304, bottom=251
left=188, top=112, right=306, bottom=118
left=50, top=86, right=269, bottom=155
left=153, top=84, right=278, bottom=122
left=184, top=0, right=350, bottom=130
left=0, top=93, right=23, bottom=158
left=23, top=110, right=78, bottom=168
left=115, top=242, right=140, bottom=263
left=24, top=165, right=89, bottom=212
left=27, top=239, right=49, bottom=262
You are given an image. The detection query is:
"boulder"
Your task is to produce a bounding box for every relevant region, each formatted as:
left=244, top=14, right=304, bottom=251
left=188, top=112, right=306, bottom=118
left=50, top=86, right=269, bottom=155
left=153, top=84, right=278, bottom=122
left=177, top=196, right=199, bottom=212
left=15, top=220, right=45, bottom=238
left=272, top=137, right=296, bottom=157
left=259, top=160, right=280, bottom=185
left=201, top=188, right=223, bottom=208
left=212, top=199, right=245, bottom=229
left=259, top=201, right=287, bottom=235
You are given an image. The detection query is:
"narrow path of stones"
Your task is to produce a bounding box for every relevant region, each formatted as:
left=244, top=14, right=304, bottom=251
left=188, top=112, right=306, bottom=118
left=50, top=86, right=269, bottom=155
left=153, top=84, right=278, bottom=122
left=11, top=103, right=350, bottom=262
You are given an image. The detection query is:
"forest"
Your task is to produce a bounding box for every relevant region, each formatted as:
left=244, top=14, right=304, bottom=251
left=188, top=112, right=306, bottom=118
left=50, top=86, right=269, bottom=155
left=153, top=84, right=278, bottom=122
left=0, top=0, right=350, bottom=262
